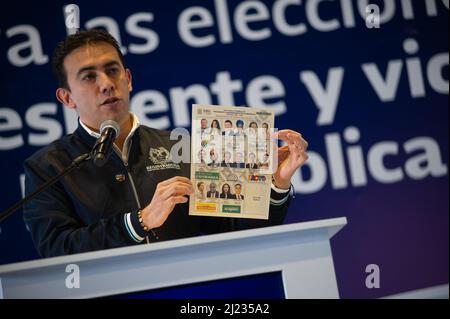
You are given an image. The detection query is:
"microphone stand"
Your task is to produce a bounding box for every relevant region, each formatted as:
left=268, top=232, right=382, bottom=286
left=0, top=152, right=92, bottom=223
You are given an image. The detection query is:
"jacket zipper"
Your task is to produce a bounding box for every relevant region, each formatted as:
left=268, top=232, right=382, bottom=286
left=116, top=140, right=158, bottom=243
left=124, top=160, right=160, bottom=243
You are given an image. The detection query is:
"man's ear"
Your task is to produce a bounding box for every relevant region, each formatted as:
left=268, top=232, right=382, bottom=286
left=56, top=88, right=76, bottom=109
left=126, top=68, right=133, bottom=92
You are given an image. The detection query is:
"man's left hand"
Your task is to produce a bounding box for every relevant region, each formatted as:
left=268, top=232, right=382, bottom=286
left=272, top=129, right=309, bottom=189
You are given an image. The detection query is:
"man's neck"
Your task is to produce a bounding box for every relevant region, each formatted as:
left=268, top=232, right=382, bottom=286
left=79, top=113, right=135, bottom=152
left=115, top=115, right=132, bottom=151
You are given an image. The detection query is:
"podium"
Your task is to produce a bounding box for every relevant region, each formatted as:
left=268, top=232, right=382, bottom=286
left=0, top=217, right=347, bottom=299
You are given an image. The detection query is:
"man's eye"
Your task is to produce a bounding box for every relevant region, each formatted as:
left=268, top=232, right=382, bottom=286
left=107, top=68, right=119, bottom=75
left=83, top=74, right=96, bottom=81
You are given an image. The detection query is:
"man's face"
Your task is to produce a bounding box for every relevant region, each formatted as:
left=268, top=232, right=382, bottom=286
left=209, top=183, right=216, bottom=191
left=235, top=185, right=241, bottom=195
left=57, top=42, right=132, bottom=131
left=201, top=119, right=208, bottom=129
left=224, top=121, right=232, bottom=129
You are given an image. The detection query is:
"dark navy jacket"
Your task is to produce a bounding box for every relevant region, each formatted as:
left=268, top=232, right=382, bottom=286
left=23, top=124, right=291, bottom=258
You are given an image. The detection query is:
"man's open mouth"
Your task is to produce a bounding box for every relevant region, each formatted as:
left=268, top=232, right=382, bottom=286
left=101, top=97, right=120, bottom=105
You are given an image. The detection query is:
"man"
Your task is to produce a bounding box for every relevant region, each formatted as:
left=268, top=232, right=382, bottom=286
left=199, top=118, right=210, bottom=137
left=207, top=149, right=220, bottom=168
left=197, top=149, right=206, bottom=164
left=234, top=152, right=245, bottom=168
left=259, top=153, right=270, bottom=169
left=222, top=120, right=234, bottom=136
left=206, top=182, right=220, bottom=199
left=234, top=120, right=246, bottom=137
left=234, top=184, right=244, bottom=200
left=246, top=152, right=259, bottom=169
left=23, top=29, right=309, bottom=257
left=221, top=151, right=236, bottom=168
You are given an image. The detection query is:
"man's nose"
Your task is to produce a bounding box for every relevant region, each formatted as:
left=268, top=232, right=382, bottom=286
left=98, top=72, right=115, bottom=95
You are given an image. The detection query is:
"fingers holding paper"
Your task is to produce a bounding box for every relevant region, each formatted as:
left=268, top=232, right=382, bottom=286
left=272, top=129, right=309, bottom=189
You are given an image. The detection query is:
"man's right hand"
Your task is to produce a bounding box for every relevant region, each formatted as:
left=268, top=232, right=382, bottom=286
left=142, top=176, right=193, bottom=229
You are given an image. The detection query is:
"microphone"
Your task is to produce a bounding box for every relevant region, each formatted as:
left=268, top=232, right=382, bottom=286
left=92, top=120, right=120, bottom=167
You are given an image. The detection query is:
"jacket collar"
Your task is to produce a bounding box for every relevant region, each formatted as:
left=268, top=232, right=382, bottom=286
left=74, top=113, right=141, bottom=151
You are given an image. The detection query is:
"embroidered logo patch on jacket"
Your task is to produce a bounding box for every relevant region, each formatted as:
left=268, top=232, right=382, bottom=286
left=147, top=146, right=180, bottom=171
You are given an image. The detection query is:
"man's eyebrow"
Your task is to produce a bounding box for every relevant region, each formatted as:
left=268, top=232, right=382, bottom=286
left=76, top=61, right=121, bottom=77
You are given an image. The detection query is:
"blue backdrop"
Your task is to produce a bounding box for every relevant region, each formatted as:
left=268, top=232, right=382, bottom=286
left=0, top=0, right=448, bottom=298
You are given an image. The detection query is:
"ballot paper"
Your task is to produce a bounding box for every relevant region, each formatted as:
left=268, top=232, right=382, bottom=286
left=189, top=104, right=275, bottom=220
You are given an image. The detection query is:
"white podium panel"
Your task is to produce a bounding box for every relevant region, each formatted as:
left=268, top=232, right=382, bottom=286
left=0, top=217, right=347, bottom=299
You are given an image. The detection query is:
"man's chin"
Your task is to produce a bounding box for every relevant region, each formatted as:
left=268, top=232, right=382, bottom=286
left=99, top=108, right=130, bottom=122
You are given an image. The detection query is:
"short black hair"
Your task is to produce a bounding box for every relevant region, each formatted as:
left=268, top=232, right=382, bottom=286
left=52, top=29, right=126, bottom=90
